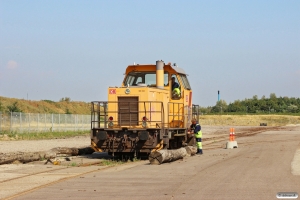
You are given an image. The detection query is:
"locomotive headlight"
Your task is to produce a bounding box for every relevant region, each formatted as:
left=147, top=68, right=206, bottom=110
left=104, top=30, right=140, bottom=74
left=142, top=116, right=147, bottom=127
left=142, top=122, right=147, bottom=128
left=142, top=121, right=147, bottom=128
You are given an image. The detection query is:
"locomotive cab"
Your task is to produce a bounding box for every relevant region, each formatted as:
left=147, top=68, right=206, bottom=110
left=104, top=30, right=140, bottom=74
left=91, top=60, right=199, bottom=157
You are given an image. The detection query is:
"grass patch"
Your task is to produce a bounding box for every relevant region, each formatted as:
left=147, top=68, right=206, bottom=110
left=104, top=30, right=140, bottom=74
left=132, top=157, right=140, bottom=162
left=99, top=160, right=125, bottom=166
left=70, top=162, right=77, bottom=167
left=0, top=130, right=89, bottom=140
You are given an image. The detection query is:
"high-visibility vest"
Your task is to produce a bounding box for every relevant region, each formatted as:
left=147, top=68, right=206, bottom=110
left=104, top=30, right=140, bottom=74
left=173, top=88, right=180, bottom=96
left=195, top=124, right=202, bottom=138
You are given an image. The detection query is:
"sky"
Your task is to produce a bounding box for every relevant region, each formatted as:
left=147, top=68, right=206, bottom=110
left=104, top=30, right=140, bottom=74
left=0, top=0, right=299, bottom=107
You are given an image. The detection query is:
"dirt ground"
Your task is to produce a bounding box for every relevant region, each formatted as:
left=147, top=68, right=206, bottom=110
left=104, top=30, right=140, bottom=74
left=1, top=125, right=300, bottom=200
left=1, top=125, right=295, bottom=154
left=0, top=135, right=90, bottom=154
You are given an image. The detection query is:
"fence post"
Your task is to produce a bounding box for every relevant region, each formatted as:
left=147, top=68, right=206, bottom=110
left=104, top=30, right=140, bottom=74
left=20, top=112, right=22, bottom=133
left=10, top=112, right=12, bottom=133
left=76, top=114, right=78, bottom=131
left=51, top=113, right=53, bottom=132
left=29, top=113, right=31, bottom=133
left=59, top=113, right=60, bottom=132
left=37, top=113, right=39, bottom=132
left=64, top=114, right=66, bottom=132
left=0, top=112, right=2, bottom=133
left=44, top=113, right=46, bottom=132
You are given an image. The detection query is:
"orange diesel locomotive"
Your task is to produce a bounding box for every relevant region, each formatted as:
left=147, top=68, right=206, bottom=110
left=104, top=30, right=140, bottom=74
left=90, top=60, right=199, bottom=157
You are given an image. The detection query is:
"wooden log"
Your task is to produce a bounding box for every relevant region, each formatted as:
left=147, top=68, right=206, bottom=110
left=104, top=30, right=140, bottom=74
left=0, top=151, right=56, bottom=165
left=50, top=147, right=79, bottom=156
left=184, top=146, right=197, bottom=156
left=148, top=146, right=197, bottom=165
left=0, top=147, right=93, bottom=165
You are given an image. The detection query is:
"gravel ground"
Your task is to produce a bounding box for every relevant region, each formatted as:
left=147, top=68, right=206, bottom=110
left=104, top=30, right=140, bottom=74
left=0, top=126, right=221, bottom=154
left=1, top=125, right=299, bottom=154
left=8, top=125, right=300, bottom=200
left=0, top=136, right=91, bottom=153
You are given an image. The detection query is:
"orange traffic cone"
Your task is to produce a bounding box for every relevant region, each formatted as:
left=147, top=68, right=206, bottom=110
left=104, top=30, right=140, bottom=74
left=229, top=128, right=235, bottom=141
left=229, top=128, right=233, bottom=141
left=226, top=127, right=238, bottom=149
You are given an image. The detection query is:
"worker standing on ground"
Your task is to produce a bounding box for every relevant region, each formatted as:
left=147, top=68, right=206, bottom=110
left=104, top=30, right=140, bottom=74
left=190, top=118, right=203, bottom=154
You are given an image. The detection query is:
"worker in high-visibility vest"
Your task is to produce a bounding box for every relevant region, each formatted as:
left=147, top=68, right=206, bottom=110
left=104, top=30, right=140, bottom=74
left=190, top=118, right=203, bottom=154
left=172, top=88, right=181, bottom=98
left=171, top=77, right=181, bottom=98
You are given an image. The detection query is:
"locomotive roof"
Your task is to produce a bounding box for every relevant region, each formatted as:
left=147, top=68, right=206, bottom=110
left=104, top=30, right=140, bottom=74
left=126, top=63, right=187, bottom=75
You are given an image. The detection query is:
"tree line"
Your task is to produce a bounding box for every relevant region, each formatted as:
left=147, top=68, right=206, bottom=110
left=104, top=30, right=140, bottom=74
left=200, top=93, right=300, bottom=114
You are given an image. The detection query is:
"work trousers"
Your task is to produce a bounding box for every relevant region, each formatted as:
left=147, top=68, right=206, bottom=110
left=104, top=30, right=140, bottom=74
left=195, top=131, right=202, bottom=150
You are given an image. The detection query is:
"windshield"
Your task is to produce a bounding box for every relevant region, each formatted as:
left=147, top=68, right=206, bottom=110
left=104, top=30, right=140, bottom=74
left=124, top=72, right=169, bottom=86
left=179, top=74, right=191, bottom=90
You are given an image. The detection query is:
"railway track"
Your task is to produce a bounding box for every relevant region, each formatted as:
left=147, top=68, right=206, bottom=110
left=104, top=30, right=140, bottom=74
left=0, top=159, right=133, bottom=200
left=203, top=126, right=290, bottom=150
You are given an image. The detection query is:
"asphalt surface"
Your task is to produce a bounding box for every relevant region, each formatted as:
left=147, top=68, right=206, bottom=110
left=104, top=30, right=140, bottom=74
left=3, top=126, right=300, bottom=200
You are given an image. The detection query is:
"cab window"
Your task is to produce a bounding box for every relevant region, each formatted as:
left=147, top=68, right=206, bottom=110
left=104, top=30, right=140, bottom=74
left=179, top=74, right=191, bottom=90
left=124, top=71, right=169, bottom=86
left=171, top=74, right=181, bottom=100
left=164, top=73, right=169, bottom=86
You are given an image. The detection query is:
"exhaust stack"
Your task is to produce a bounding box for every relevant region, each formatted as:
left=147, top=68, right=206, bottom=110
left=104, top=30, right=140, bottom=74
left=156, top=60, right=164, bottom=89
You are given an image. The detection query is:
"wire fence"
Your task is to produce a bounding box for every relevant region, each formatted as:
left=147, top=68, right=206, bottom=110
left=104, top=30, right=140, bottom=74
left=199, top=115, right=300, bottom=126
left=1, top=112, right=299, bottom=133
left=0, top=112, right=90, bottom=133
